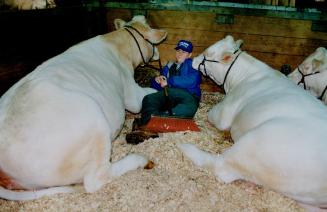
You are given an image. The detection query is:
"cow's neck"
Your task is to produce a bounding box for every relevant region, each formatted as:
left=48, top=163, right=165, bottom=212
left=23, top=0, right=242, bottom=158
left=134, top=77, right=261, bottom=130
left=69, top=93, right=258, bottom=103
left=224, top=52, right=268, bottom=93
left=102, top=30, right=147, bottom=69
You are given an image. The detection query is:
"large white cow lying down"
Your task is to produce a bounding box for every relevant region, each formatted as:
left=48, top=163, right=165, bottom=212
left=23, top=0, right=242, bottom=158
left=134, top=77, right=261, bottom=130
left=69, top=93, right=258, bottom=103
left=288, top=47, right=327, bottom=105
left=4, top=0, right=56, bottom=9
left=0, top=15, right=167, bottom=200
left=178, top=35, right=327, bottom=209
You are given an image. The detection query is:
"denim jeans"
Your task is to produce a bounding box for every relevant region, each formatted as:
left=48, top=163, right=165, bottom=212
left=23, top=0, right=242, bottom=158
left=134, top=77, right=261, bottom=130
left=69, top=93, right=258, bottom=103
left=138, top=88, right=200, bottom=126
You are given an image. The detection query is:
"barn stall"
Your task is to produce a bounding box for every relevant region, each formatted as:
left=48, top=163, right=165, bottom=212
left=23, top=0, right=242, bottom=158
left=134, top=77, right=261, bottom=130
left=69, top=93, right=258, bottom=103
left=0, top=0, right=326, bottom=211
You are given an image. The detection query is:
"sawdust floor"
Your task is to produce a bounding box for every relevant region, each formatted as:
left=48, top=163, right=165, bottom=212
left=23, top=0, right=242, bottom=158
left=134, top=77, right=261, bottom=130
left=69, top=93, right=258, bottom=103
left=0, top=92, right=304, bottom=212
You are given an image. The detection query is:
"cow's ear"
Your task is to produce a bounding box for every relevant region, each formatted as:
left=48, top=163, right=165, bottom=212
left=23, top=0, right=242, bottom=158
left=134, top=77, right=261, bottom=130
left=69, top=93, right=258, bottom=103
left=235, top=39, right=243, bottom=50
left=225, top=35, right=234, bottom=43
left=132, top=15, right=147, bottom=25
left=146, top=29, right=167, bottom=44
left=315, top=47, right=327, bottom=61
left=114, top=19, right=126, bottom=30
left=317, top=47, right=326, bottom=52
left=312, top=58, right=323, bottom=70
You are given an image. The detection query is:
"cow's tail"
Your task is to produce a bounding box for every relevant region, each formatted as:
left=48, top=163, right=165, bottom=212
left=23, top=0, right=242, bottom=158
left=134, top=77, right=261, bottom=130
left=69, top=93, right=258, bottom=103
left=0, top=186, right=75, bottom=201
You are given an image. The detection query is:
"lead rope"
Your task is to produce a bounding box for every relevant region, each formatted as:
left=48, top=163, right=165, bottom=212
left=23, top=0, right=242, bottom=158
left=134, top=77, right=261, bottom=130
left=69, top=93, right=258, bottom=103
left=198, top=50, right=242, bottom=93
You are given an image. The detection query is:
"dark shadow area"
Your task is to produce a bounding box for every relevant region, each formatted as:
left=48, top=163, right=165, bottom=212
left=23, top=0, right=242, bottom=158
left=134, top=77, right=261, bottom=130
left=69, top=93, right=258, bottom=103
left=0, top=4, right=108, bottom=95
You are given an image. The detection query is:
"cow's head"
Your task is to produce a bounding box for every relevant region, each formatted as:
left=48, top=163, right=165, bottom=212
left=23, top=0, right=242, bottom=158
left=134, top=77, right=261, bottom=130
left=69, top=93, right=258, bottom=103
left=193, top=35, right=243, bottom=89
left=288, top=47, right=327, bottom=86
left=114, top=15, right=167, bottom=63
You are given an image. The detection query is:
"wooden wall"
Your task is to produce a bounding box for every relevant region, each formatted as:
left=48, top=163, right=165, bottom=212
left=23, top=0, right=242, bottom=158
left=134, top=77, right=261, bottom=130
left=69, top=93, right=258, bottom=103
left=107, top=8, right=327, bottom=91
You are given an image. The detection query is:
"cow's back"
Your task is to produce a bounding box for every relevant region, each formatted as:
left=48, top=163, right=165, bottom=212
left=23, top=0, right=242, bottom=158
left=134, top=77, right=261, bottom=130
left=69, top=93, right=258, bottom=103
left=0, top=35, right=129, bottom=188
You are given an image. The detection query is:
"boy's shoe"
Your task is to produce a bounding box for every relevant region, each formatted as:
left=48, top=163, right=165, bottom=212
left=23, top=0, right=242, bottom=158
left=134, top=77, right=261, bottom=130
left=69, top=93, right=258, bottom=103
left=126, top=130, right=159, bottom=145
left=131, top=118, right=142, bottom=131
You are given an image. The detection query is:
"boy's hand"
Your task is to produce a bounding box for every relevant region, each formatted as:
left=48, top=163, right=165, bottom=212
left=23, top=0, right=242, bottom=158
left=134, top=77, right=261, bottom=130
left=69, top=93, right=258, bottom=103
left=155, top=75, right=167, bottom=87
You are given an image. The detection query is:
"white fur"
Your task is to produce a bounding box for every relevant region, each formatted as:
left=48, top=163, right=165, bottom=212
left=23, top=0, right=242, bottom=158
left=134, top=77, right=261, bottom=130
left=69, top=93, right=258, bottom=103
left=180, top=35, right=327, bottom=208
left=288, top=47, right=327, bottom=104
left=0, top=16, right=167, bottom=200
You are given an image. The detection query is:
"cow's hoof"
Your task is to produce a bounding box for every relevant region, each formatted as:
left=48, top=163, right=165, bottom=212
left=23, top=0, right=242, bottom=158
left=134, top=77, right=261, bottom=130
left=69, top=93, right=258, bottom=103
left=126, top=130, right=159, bottom=145
left=144, top=160, right=155, bottom=169
left=223, top=131, right=234, bottom=143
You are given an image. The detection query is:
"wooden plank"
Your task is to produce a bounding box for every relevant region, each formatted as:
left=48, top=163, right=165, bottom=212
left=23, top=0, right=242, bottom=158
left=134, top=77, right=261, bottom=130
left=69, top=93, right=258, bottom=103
left=248, top=1, right=261, bottom=4
left=160, top=28, right=327, bottom=56
left=101, top=2, right=325, bottom=21
left=290, top=0, right=295, bottom=7
left=148, top=10, right=327, bottom=40
left=272, top=0, right=279, bottom=6
left=280, top=0, right=290, bottom=6
left=106, top=9, right=132, bottom=32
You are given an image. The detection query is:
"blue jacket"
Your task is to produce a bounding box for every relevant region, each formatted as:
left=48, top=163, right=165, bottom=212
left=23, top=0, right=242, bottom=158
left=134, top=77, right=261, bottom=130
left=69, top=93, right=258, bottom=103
left=150, top=58, right=201, bottom=98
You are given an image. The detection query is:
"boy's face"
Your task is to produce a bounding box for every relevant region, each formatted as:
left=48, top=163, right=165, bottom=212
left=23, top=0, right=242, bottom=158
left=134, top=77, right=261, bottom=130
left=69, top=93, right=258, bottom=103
left=175, top=49, right=192, bottom=64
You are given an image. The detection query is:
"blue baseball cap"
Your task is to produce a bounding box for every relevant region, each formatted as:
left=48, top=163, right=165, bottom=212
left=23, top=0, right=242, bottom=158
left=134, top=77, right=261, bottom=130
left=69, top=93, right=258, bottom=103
left=175, top=40, right=193, bottom=53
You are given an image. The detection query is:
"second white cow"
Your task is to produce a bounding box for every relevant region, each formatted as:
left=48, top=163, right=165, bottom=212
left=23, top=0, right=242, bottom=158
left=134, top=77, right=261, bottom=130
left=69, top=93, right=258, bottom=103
left=288, top=47, right=327, bottom=104
left=0, top=15, right=167, bottom=200
left=179, top=35, right=327, bottom=209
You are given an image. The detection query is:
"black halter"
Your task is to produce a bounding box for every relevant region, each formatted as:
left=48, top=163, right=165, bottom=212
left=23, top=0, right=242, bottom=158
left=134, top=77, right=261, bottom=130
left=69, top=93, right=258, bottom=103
left=198, top=50, right=242, bottom=92
left=124, top=25, right=162, bottom=70
left=296, top=67, right=320, bottom=90
left=318, top=85, right=327, bottom=101
left=296, top=67, right=327, bottom=101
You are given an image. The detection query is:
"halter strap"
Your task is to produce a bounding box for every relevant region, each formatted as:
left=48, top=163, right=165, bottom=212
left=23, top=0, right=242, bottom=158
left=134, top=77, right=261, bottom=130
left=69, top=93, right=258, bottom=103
left=198, top=50, right=242, bottom=93
left=297, top=67, right=320, bottom=90
left=222, top=51, right=242, bottom=90
left=124, top=25, right=163, bottom=71
left=318, top=85, right=327, bottom=101
left=296, top=67, right=327, bottom=100
left=124, top=26, right=153, bottom=65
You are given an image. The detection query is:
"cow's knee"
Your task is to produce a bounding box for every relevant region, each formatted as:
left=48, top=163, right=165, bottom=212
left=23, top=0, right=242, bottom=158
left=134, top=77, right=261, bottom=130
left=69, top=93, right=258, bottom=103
left=209, top=104, right=233, bottom=131
left=83, top=165, right=110, bottom=193
left=208, top=105, right=225, bottom=129
left=214, top=159, right=243, bottom=183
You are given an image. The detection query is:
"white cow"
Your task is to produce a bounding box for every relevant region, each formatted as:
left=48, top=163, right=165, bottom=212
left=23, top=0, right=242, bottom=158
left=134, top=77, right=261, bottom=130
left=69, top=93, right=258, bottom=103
left=4, top=0, right=56, bottom=9
left=288, top=47, right=327, bottom=104
left=0, top=15, right=167, bottom=200
left=179, top=35, right=327, bottom=209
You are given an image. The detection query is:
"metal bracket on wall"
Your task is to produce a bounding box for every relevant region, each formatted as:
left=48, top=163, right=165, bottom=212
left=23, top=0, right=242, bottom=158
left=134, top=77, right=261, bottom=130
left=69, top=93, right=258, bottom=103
left=215, top=14, right=234, bottom=24
left=312, top=20, right=327, bottom=32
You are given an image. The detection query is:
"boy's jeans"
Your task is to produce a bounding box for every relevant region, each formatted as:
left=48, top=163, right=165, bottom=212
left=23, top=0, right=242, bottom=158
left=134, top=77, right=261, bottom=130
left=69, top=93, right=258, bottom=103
left=139, top=88, right=199, bottom=126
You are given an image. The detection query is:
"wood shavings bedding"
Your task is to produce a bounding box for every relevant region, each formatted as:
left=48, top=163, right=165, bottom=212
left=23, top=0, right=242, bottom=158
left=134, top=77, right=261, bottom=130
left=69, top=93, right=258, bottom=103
left=0, top=92, right=304, bottom=212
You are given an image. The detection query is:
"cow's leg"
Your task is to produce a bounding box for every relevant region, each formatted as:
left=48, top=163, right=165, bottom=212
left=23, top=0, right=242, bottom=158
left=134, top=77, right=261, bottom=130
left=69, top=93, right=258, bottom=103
left=178, top=143, right=244, bottom=183
left=123, top=80, right=156, bottom=113
left=108, top=153, right=148, bottom=178
left=208, top=100, right=236, bottom=131
left=81, top=132, right=148, bottom=192
left=83, top=153, right=148, bottom=193
left=178, top=143, right=217, bottom=168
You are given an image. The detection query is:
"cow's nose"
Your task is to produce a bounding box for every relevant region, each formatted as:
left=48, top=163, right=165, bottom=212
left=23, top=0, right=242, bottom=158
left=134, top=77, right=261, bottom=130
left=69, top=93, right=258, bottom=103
left=280, top=64, right=292, bottom=76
